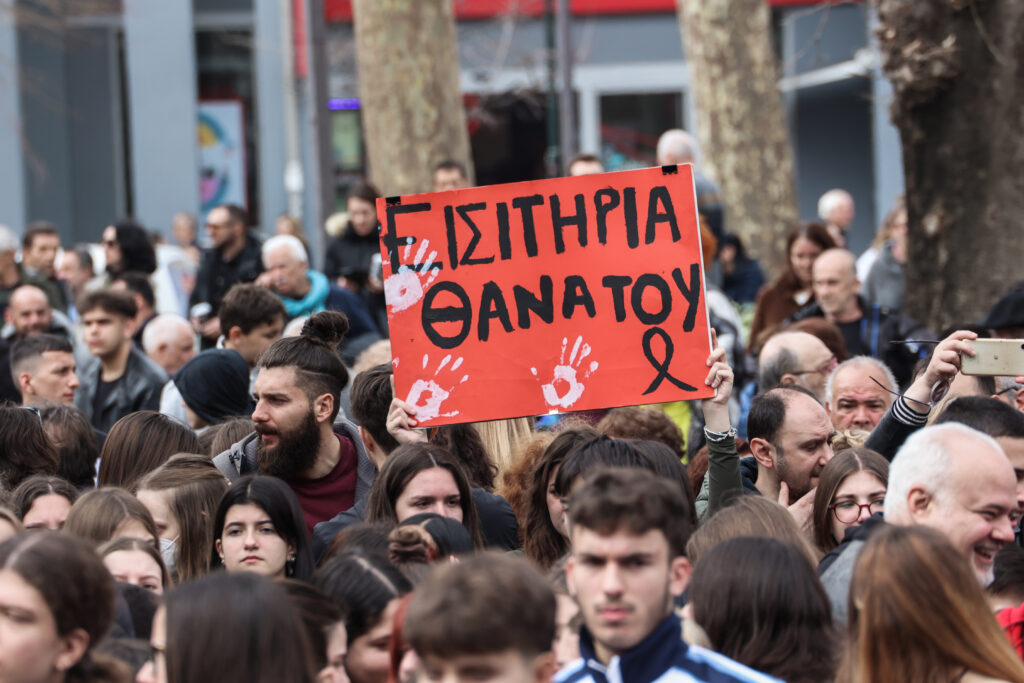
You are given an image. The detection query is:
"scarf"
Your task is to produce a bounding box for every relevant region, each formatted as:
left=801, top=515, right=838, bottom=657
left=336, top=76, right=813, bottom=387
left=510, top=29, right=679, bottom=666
left=282, top=270, right=331, bottom=318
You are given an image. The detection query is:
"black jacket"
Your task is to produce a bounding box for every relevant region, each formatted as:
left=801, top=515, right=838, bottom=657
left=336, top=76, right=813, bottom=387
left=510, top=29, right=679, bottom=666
left=74, top=347, right=168, bottom=432
left=788, top=296, right=933, bottom=388
left=323, top=228, right=388, bottom=334
left=190, top=234, right=264, bottom=314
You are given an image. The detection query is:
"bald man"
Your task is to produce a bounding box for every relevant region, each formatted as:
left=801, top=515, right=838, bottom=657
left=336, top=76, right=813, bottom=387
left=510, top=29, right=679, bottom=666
left=656, top=129, right=724, bottom=241
left=141, top=313, right=196, bottom=376
left=2, top=285, right=77, bottom=342
left=758, top=330, right=837, bottom=402
left=789, top=248, right=932, bottom=388
left=0, top=284, right=78, bottom=403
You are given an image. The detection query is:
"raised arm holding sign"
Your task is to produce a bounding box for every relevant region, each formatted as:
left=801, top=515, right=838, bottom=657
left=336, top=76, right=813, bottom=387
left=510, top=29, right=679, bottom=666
left=378, top=164, right=714, bottom=426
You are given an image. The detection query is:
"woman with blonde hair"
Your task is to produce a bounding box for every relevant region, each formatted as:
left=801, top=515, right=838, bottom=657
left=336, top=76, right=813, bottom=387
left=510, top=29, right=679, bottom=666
left=471, top=418, right=534, bottom=487
left=840, top=524, right=1024, bottom=683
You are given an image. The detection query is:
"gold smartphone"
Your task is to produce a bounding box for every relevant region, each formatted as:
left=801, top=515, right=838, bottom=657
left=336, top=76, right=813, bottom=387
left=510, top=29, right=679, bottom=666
left=961, top=339, right=1024, bottom=376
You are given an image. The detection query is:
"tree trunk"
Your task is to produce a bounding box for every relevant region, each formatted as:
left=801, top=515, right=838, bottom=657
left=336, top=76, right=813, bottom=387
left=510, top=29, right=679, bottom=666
left=352, top=0, right=474, bottom=196
left=677, top=0, right=798, bottom=275
left=875, top=0, right=1024, bottom=333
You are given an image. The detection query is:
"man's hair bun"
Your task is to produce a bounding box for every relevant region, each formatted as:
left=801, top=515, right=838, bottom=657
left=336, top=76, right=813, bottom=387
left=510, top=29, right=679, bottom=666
left=301, top=311, right=350, bottom=347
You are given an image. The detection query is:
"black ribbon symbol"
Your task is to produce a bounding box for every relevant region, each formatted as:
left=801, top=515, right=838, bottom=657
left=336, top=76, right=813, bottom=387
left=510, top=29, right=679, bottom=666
left=642, top=327, right=698, bottom=395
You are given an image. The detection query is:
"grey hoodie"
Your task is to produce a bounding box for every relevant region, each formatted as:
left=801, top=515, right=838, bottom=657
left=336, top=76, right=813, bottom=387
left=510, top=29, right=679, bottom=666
left=213, top=415, right=376, bottom=508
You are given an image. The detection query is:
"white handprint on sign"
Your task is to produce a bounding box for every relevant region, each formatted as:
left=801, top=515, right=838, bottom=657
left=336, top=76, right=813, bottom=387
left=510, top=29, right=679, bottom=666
left=405, top=353, right=469, bottom=421
left=531, top=336, right=599, bottom=409
left=384, top=237, right=440, bottom=313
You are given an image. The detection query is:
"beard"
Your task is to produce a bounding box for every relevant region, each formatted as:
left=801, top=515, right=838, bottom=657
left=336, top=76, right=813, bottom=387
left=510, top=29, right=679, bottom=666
left=256, top=409, right=321, bottom=480
left=776, top=446, right=821, bottom=502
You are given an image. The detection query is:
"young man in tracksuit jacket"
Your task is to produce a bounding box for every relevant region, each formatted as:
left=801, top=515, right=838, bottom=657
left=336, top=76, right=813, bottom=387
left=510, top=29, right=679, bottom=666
left=555, top=467, right=779, bottom=683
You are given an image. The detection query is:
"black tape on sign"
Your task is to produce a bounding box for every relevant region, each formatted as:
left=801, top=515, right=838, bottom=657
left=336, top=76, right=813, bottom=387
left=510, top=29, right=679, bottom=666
left=660, top=165, right=678, bottom=175
left=386, top=195, right=403, bottom=206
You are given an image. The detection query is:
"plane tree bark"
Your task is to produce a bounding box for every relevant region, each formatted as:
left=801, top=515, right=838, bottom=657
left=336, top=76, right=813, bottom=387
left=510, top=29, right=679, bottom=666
left=353, top=0, right=474, bottom=196
left=875, top=0, right=1024, bottom=331
left=677, top=0, right=799, bottom=275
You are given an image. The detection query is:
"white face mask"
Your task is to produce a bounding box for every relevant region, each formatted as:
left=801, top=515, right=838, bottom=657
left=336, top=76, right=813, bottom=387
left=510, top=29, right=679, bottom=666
left=160, top=537, right=178, bottom=577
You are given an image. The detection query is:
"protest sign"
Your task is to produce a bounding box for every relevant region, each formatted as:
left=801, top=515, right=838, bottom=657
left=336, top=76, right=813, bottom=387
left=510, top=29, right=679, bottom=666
left=378, top=164, right=714, bottom=426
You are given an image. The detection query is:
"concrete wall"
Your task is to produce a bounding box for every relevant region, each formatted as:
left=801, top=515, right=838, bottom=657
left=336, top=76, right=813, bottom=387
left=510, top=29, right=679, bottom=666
left=793, top=78, right=876, bottom=254
left=65, top=28, right=122, bottom=242
left=0, top=4, right=26, bottom=233
left=18, top=0, right=74, bottom=239
left=124, top=0, right=200, bottom=234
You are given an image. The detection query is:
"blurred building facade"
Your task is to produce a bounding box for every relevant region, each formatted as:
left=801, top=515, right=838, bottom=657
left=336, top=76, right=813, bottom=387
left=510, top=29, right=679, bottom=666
left=0, top=0, right=901, bottom=256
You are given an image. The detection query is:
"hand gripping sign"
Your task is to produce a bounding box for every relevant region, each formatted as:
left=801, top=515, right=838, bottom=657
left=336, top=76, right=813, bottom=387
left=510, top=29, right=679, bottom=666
left=379, top=164, right=714, bottom=426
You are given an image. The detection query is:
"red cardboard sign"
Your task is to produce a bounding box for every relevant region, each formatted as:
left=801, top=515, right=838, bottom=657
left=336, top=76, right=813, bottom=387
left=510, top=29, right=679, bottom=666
left=377, top=164, right=714, bottom=426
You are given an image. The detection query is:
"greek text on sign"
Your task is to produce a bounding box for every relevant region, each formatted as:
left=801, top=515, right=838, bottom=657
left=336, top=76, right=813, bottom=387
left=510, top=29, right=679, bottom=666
left=378, top=164, right=714, bottom=426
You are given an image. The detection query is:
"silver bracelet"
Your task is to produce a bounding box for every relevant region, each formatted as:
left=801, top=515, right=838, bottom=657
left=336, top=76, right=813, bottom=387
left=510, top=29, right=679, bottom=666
left=703, top=426, right=737, bottom=443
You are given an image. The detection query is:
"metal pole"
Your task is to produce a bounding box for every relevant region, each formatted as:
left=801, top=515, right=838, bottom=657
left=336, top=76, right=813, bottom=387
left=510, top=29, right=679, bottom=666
left=544, top=0, right=560, bottom=177
left=555, top=0, right=574, bottom=174
left=280, top=0, right=304, bottom=222
left=302, top=0, right=333, bottom=269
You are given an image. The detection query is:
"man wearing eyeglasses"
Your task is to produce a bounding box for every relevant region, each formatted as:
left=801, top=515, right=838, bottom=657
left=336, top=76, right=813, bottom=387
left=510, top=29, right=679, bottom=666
left=189, top=204, right=263, bottom=349
left=757, top=330, right=837, bottom=403
left=821, top=423, right=1019, bottom=623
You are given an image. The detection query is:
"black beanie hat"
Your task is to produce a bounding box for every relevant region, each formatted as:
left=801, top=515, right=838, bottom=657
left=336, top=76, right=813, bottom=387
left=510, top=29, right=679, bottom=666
left=979, top=283, right=1024, bottom=330
left=174, top=349, right=253, bottom=425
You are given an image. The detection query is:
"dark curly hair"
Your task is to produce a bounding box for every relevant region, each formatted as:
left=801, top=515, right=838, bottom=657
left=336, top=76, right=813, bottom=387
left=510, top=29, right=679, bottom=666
left=0, top=404, right=60, bottom=491
left=111, top=220, right=156, bottom=275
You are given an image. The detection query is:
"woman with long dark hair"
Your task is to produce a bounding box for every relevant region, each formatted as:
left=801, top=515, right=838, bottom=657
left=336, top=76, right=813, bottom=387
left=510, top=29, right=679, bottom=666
left=520, top=426, right=598, bottom=568
left=38, top=405, right=99, bottom=489
left=136, top=454, right=228, bottom=583
left=689, top=536, right=837, bottom=682
left=213, top=475, right=314, bottom=581
left=99, top=536, right=170, bottom=595
left=748, top=221, right=835, bottom=350
left=97, top=412, right=199, bottom=491
left=0, top=404, right=59, bottom=491
left=314, top=550, right=412, bottom=683
left=63, top=487, right=158, bottom=549
left=12, top=474, right=78, bottom=530
left=137, top=572, right=318, bottom=683
left=102, top=221, right=156, bottom=277
left=365, top=443, right=482, bottom=547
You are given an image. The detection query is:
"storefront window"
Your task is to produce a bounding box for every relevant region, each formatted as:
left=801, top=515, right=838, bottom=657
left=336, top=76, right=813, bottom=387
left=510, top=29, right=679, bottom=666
left=598, top=92, right=682, bottom=170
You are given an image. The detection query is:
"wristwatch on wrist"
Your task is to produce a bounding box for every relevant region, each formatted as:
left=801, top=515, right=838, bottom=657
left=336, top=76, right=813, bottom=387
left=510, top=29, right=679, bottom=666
left=703, top=426, right=737, bottom=443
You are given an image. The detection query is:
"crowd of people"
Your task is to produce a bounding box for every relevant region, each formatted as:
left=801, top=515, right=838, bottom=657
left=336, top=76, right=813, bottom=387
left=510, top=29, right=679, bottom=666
left=1, top=129, right=1024, bottom=683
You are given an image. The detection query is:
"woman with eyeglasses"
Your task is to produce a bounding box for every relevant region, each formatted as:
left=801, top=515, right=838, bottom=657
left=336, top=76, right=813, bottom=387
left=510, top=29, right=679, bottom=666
left=812, top=448, right=890, bottom=553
